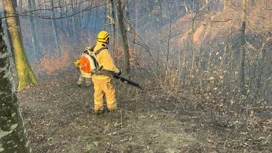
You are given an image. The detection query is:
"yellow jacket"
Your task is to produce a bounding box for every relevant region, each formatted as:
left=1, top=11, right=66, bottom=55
left=92, top=42, right=120, bottom=80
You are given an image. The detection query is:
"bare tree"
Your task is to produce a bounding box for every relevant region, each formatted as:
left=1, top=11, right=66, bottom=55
left=239, top=0, right=247, bottom=92
left=191, top=14, right=197, bottom=70
left=3, top=0, right=38, bottom=91
left=107, top=0, right=116, bottom=50
left=28, top=0, right=40, bottom=56
left=124, top=0, right=130, bottom=31
left=166, top=1, right=173, bottom=71
left=184, top=0, right=191, bottom=13
left=50, top=0, right=60, bottom=55
left=116, top=0, right=130, bottom=75
left=70, top=0, right=78, bottom=45
left=0, top=18, right=31, bottom=153
left=157, top=0, right=163, bottom=67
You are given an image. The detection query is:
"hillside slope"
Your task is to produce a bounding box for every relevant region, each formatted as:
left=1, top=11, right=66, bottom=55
left=17, top=73, right=271, bottom=153
left=163, top=2, right=272, bottom=52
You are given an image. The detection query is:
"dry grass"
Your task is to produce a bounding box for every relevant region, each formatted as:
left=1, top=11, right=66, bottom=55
left=33, top=45, right=76, bottom=79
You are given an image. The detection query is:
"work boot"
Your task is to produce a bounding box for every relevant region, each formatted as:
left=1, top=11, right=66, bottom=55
left=85, top=78, right=92, bottom=87
left=77, top=80, right=83, bottom=87
left=85, top=83, right=91, bottom=87
left=77, top=76, right=84, bottom=87
left=104, top=107, right=110, bottom=113
left=94, top=109, right=105, bottom=115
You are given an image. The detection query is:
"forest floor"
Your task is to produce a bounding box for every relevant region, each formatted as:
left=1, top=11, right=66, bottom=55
left=18, top=74, right=272, bottom=153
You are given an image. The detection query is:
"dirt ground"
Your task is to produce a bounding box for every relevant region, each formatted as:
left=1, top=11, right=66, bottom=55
left=17, top=74, right=271, bottom=153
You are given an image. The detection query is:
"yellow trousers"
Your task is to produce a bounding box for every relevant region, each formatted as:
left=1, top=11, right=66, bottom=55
left=77, top=74, right=92, bottom=86
left=92, top=77, right=117, bottom=111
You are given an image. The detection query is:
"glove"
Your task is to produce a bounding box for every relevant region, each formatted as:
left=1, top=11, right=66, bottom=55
left=117, top=70, right=122, bottom=76
left=74, top=60, right=80, bottom=68
left=85, top=46, right=92, bottom=50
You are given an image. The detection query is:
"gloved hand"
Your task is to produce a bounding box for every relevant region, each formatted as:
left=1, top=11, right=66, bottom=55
left=74, top=60, right=80, bottom=68
left=117, top=70, right=122, bottom=76
left=85, top=46, right=92, bottom=50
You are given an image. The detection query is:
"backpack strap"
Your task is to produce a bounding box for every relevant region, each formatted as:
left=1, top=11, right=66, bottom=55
left=95, top=46, right=107, bottom=56
left=87, top=46, right=107, bottom=73
left=84, top=45, right=95, bottom=54
left=90, top=45, right=95, bottom=51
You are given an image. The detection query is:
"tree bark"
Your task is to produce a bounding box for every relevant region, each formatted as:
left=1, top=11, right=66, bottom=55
left=116, top=0, right=130, bottom=75
left=0, top=18, right=31, bottom=153
left=3, top=0, right=38, bottom=91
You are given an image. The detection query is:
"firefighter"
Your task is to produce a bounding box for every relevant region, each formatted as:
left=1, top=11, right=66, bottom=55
left=92, top=31, right=121, bottom=115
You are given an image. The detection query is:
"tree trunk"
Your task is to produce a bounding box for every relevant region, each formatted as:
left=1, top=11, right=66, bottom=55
left=50, top=0, right=61, bottom=56
left=157, top=0, right=163, bottom=67
left=166, top=2, right=172, bottom=72
left=191, top=15, right=196, bottom=70
left=28, top=0, right=40, bottom=56
left=124, top=0, right=130, bottom=32
left=111, top=0, right=117, bottom=49
left=86, top=1, right=93, bottom=30
left=184, top=0, right=191, bottom=13
left=206, top=0, right=212, bottom=26
left=0, top=19, right=31, bottom=153
left=116, top=0, right=130, bottom=75
left=3, top=0, right=38, bottom=91
left=107, top=0, right=116, bottom=50
left=239, top=0, right=247, bottom=92
left=58, top=0, right=65, bottom=31
left=70, top=0, right=78, bottom=45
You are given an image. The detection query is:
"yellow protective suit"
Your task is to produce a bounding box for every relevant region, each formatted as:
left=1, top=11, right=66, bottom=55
left=92, top=41, right=120, bottom=112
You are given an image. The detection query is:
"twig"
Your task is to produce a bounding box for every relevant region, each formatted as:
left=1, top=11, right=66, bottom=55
left=104, top=143, right=111, bottom=153
left=120, top=110, right=123, bottom=128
